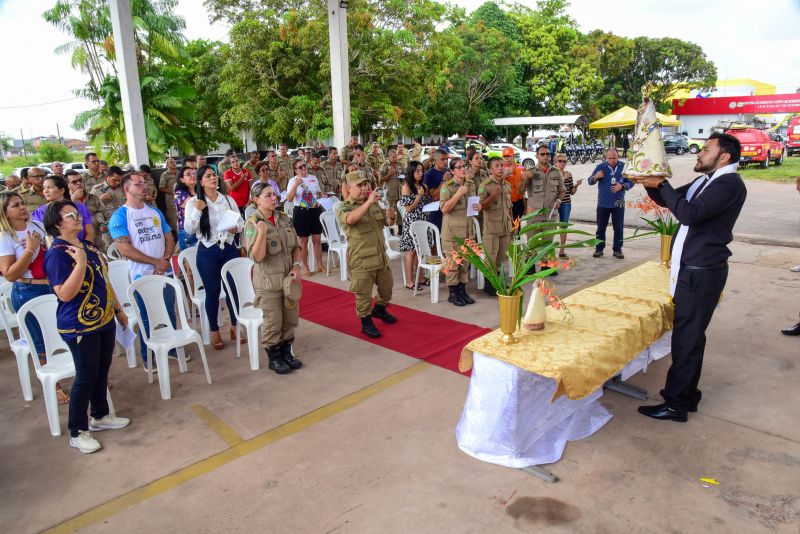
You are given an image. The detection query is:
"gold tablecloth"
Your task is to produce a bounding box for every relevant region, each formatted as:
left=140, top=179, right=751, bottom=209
left=460, top=262, right=674, bottom=401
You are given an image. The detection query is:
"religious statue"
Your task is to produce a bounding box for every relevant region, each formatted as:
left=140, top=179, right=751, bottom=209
left=623, top=82, right=672, bottom=181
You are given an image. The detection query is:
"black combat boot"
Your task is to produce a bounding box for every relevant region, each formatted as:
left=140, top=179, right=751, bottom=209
left=267, top=345, right=291, bottom=374
left=458, top=283, right=475, bottom=304
left=280, top=339, right=303, bottom=370
left=483, top=284, right=497, bottom=297
left=371, top=303, right=397, bottom=324
left=448, top=285, right=466, bottom=306
left=361, top=316, right=382, bottom=338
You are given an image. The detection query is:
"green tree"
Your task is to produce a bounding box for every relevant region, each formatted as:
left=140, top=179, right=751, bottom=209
left=38, top=142, right=71, bottom=162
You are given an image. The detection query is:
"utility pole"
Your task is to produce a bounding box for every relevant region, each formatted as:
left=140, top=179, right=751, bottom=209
left=20, top=129, right=26, bottom=158
left=56, top=123, right=63, bottom=145
left=327, top=0, right=351, bottom=151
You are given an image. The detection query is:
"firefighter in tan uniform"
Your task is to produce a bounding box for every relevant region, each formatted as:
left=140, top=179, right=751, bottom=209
left=276, top=144, right=295, bottom=188
left=521, top=145, right=565, bottom=272
left=318, top=147, right=343, bottom=198
left=366, top=142, right=385, bottom=177
left=336, top=171, right=397, bottom=339
left=478, top=157, right=513, bottom=296
left=244, top=181, right=304, bottom=375
left=378, top=149, right=404, bottom=211
left=440, top=157, right=481, bottom=306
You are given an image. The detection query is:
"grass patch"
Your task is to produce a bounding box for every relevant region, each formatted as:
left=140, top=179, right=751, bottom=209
left=738, top=155, right=800, bottom=183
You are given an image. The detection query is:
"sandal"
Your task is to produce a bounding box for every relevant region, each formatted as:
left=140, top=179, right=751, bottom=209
left=210, top=331, right=224, bottom=350
left=230, top=326, right=246, bottom=344
left=56, top=384, right=70, bottom=405
left=302, top=269, right=314, bottom=277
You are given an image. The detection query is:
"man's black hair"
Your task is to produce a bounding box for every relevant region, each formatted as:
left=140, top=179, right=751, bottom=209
left=708, top=132, right=741, bottom=164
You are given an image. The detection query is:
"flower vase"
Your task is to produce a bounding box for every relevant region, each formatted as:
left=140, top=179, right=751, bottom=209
left=660, top=233, right=673, bottom=267
left=523, top=279, right=547, bottom=331
left=497, top=292, right=523, bottom=345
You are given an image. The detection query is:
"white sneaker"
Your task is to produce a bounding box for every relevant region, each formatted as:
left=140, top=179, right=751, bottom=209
left=168, top=353, right=192, bottom=362
left=791, top=265, right=800, bottom=272
left=89, top=414, right=131, bottom=431
left=70, top=430, right=101, bottom=454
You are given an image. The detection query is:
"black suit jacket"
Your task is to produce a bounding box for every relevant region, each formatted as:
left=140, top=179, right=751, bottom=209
left=646, top=173, right=747, bottom=267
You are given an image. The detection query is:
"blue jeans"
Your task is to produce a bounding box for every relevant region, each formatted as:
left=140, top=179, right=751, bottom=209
left=558, top=203, right=572, bottom=223
left=178, top=229, right=198, bottom=250
left=64, top=326, right=115, bottom=437
left=12, top=282, right=53, bottom=356
left=134, top=284, right=178, bottom=363
left=595, top=206, right=625, bottom=253
left=196, top=242, right=240, bottom=332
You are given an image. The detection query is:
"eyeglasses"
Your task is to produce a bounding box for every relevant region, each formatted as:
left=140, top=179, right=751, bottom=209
left=538, top=152, right=551, bottom=156
left=62, top=211, right=82, bottom=221
left=69, top=179, right=84, bottom=185
left=295, top=165, right=306, bottom=170
left=29, top=174, right=46, bottom=179
left=556, top=159, right=567, bottom=163
left=453, top=165, right=466, bottom=170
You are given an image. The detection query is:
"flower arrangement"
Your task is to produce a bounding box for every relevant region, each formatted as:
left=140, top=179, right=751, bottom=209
left=447, top=211, right=597, bottom=298
left=626, top=194, right=679, bottom=237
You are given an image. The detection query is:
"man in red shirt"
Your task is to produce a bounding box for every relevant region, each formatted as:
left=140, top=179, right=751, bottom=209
left=223, top=156, right=253, bottom=216
left=501, top=147, right=528, bottom=221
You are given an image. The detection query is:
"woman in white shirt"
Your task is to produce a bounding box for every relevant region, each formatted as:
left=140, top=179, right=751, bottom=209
left=286, top=159, right=326, bottom=276
left=184, top=165, right=245, bottom=350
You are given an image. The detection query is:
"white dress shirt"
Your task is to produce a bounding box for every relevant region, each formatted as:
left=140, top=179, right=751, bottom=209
left=669, top=161, right=738, bottom=296
left=183, top=192, right=244, bottom=248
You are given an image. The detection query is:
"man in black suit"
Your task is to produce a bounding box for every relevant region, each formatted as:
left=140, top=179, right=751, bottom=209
left=636, top=132, right=747, bottom=422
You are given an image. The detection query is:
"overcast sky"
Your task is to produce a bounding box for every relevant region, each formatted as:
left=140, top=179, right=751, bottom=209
left=1, top=0, right=798, bottom=140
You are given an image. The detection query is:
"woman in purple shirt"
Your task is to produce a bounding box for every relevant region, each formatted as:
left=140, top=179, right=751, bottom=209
left=31, top=175, right=94, bottom=243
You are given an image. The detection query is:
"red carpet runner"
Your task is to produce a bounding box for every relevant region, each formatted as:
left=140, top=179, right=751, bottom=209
left=299, top=280, right=490, bottom=375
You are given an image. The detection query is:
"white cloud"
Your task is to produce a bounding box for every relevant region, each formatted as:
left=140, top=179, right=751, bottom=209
left=1, top=0, right=797, bottom=141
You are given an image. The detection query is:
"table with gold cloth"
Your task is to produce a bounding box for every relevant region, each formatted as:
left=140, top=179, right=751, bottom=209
left=456, top=262, right=674, bottom=469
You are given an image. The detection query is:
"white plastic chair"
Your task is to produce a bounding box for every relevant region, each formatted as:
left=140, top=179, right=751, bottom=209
left=409, top=220, right=444, bottom=303
left=320, top=210, right=348, bottom=282
left=106, top=242, right=123, bottom=260
left=383, top=227, right=407, bottom=288
left=469, top=217, right=485, bottom=290
left=177, top=246, right=226, bottom=346
left=106, top=260, right=140, bottom=368
left=128, top=276, right=212, bottom=400
left=17, top=295, right=115, bottom=436
left=220, top=258, right=263, bottom=371
left=0, top=282, right=33, bottom=401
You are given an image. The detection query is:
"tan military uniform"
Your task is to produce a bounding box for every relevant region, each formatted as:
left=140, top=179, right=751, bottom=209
left=440, top=178, right=477, bottom=285
left=318, top=160, right=343, bottom=197
left=244, top=210, right=300, bottom=349
left=77, top=193, right=108, bottom=252
left=276, top=155, right=294, bottom=189
left=366, top=152, right=385, bottom=177
left=20, top=189, right=46, bottom=215
left=341, top=144, right=357, bottom=164
left=81, top=170, right=106, bottom=190
left=90, top=181, right=126, bottom=211
left=467, top=166, right=489, bottom=184
left=159, top=170, right=179, bottom=233
left=216, top=159, right=231, bottom=176
left=263, top=163, right=287, bottom=192
left=378, top=160, right=404, bottom=208
left=396, top=150, right=409, bottom=170
left=410, top=143, right=423, bottom=162
left=353, top=162, right=377, bottom=188
left=243, top=160, right=260, bottom=179
left=143, top=174, right=157, bottom=203
left=478, top=177, right=513, bottom=269
left=525, top=165, right=565, bottom=244
left=337, top=197, right=392, bottom=317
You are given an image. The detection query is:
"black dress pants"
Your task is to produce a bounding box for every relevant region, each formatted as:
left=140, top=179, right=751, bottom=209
left=661, top=266, right=728, bottom=409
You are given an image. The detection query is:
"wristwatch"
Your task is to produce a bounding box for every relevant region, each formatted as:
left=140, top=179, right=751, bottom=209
left=292, top=261, right=302, bottom=268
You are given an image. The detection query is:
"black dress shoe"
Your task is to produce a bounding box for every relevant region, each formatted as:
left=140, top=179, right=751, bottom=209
left=613, top=250, right=624, bottom=259
left=781, top=323, right=800, bottom=336
left=688, top=391, right=701, bottom=412
left=592, top=251, right=603, bottom=258
left=638, top=403, right=688, bottom=422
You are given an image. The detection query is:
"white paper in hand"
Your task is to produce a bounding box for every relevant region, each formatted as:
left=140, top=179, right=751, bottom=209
left=218, top=210, right=242, bottom=232
left=115, top=319, right=136, bottom=350
left=466, top=196, right=481, bottom=217
left=422, top=201, right=440, bottom=213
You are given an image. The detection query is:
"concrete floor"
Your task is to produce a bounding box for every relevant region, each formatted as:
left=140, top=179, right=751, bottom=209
left=1, top=225, right=799, bottom=533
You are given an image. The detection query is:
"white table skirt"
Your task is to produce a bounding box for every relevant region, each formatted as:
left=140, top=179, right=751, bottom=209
left=456, top=332, right=672, bottom=468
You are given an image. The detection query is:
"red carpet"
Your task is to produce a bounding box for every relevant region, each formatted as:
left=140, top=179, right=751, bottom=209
left=299, top=280, right=490, bottom=375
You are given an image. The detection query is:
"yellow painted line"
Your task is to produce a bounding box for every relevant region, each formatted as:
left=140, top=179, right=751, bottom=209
left=43, top=362, right=430, bottom=534
left=191, top=404, right=244, bottom=447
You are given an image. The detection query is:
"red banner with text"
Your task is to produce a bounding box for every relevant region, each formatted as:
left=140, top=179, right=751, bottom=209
left=672, top=93, right=800, bottom=115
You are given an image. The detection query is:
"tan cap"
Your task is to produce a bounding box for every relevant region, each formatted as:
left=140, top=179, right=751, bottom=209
left=345, top=171, right=367, bottom=185
left=282, top=275, right=302, bottom=309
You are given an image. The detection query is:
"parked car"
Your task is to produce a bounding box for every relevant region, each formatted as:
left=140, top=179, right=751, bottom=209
left=662, top=134, right=689, bottom=155
left=483, top=143, right=537, bottom=170
left=725, top=126, right=784, bottom=168
left=63, top=162, right=88, bottom=172
left=785, top=116, right=800, bottom=157
left=204, top=154, right=228, bottom=172
left=417, top=146, right=461, bottom=162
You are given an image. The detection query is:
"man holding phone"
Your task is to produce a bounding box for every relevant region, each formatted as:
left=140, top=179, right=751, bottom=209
left=587, top=148, right=633, bottom=259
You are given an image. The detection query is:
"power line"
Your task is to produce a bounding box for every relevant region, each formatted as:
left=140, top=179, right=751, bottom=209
left=0, top=96, right=82, bottom=111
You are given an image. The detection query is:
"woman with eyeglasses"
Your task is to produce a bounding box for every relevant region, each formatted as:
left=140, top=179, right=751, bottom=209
left=286, top=159, right=326, bottom=277
left=0, top=191, right=69, bottom=404
left=397, top=161, right=431, bottom=289
left=554, top=153, right=582, bottom=258
left=31, top=175, right=95, bottom=244
left=244, top=181, right=303, bottom=374
left=174, top=166, right=199, bottom=250
left=440, top=157, right=481, bottom=306
left=184, top=164, right=244, bottom=350
left=43, top=199, right=131, bottom=453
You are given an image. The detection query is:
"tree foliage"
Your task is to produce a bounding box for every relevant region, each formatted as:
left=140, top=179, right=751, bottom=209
left=38, top=142, right=71, bottom=162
